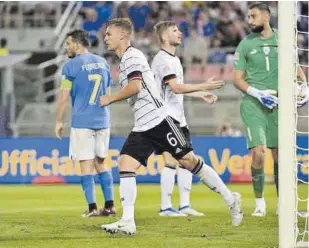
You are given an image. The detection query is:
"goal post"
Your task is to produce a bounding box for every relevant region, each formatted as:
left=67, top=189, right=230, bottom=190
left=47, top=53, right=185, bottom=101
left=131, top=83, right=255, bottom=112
left=278, top=1, right=298, bottom=248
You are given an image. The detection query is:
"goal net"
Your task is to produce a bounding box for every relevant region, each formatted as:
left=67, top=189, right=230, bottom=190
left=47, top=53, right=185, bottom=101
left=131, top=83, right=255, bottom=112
left=279, top=1, right=309, bottom=248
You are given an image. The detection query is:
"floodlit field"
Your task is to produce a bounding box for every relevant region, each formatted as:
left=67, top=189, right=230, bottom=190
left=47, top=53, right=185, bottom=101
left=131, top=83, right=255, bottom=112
left=1, top=184, right=307, bottom=248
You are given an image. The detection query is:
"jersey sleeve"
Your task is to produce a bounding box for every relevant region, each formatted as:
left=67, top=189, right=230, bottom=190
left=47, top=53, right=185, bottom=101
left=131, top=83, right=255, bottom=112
left=234, top=41, right=247, bottom=72
left=124, top=55, right=145, bottom=82
left=158, top=61, right=177, bottom=84
left=60, top=63, right=73, bottom=89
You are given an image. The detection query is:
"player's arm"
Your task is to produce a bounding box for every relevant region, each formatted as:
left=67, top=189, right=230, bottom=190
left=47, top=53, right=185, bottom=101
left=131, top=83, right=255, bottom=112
left=55, top=69, right=72, bottom=139
left=165, top=76, right=224, bottom=94
left=100, top=71, right=142, bottom=107
left=56, top=88, right=71, bottom=123
left=109, top=79, right=142, bottom=103
left=297, top=65, right=307, bottom=83
left=296, top=65, right=309, bottom=108
left=106, top=87, right=111, bottom=96
left=233, top=70, right=250, bottom=92
left=184, top=91, right=218, bottom=104
left=233, top=43, right=277, bottom=109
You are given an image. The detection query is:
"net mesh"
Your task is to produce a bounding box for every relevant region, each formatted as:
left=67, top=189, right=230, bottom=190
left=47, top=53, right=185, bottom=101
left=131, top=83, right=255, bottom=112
left=295, top=1, right=309, bottom=247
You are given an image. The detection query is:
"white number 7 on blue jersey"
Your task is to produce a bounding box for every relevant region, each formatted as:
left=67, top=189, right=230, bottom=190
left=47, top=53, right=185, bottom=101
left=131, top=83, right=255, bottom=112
left=88, top=74, right=102, bottom=104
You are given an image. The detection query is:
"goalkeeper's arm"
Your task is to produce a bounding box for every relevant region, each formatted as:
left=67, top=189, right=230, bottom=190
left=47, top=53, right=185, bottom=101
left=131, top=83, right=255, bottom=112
left=233, top=70, right=250, bottom=93
left=297, top=65, right=307, bottom=83
left=233, top=70, right=277, bottom=109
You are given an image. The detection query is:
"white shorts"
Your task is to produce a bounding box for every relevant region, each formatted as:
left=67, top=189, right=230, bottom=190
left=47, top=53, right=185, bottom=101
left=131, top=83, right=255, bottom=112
left=69, top=128, right=110, bottom=161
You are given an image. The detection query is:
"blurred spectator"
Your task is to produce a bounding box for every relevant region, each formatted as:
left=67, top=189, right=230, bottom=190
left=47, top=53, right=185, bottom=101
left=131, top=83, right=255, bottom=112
left=82, top=1, right=97, bottom=8
left=216, top=118, right=242, bottom=137
left=116, top=2, right=129, bottom=18
left=197, top=12, right=216, bottom=37
left=208, top=39, right=226, bottom=64
left=183, top=27, right=208, bottom=66
left=82, top=2, right=113, bottom=46
left=128, top=2, right=152, bottom=31
left=0, top=38, right=9, bottom=56
left=178, top=11, right=192, bottom=39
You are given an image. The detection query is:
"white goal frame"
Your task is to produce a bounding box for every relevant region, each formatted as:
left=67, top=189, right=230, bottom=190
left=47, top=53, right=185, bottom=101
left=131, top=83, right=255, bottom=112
left=278, top=1, right=299, bottom=248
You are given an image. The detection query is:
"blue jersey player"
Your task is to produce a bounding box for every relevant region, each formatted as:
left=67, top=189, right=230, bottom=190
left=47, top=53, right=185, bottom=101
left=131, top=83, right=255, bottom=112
left=55, top=30, right=115, bottom=217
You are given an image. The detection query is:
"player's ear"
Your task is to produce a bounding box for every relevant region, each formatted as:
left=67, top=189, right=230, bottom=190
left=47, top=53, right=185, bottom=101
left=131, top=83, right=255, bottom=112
left=120, top=30, right=125, bottom=40
left=263, top=12, right=270, bottom=22
left=161, top=32, right=168, bottom=43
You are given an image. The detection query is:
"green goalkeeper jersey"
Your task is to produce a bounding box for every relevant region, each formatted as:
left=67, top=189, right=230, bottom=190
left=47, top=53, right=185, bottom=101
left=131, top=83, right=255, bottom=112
left=234, top=29, right=278, bottom=92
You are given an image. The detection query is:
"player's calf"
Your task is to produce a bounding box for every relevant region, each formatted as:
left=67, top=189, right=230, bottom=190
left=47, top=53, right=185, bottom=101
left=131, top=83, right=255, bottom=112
left=179, top=154, right=243, bottom=226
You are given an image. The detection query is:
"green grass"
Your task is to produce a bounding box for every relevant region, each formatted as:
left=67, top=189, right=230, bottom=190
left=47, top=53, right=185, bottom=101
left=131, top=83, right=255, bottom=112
left=0, top=184, right=306, bottom=248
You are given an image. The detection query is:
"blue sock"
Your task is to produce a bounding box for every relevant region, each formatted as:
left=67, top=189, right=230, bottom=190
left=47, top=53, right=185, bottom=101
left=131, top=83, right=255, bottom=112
left=81, top=175, right=96, bottom=206
left=98, top=171, right=114, bottom=203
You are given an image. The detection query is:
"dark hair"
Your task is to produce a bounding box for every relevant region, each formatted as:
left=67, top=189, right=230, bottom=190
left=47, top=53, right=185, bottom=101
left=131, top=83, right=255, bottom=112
left=153, top=21, right=177, bottom=43
left=249, top=2, right=271, bottom=14
left=0, top=38, right=7, bottom=48
left=106, top=18, right=133, bottom=34
left=66, top=30, right=90, bottom=47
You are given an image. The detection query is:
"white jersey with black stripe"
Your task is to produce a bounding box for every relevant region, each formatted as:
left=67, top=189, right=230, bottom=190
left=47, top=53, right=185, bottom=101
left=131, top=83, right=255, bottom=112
left=118, top=47, right=168, bottom=132
left=151, top=50, right=187, bottom=127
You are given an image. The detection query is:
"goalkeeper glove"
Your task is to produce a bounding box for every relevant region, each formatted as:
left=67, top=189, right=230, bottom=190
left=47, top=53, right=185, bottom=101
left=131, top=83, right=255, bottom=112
left=247, top=86, right=278, bottom=109
left=296, top=83, right=309, bottom=108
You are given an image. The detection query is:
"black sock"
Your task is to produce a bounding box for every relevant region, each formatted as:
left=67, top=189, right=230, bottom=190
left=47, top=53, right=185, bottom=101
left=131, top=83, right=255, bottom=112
left=104, top=200, right=114, bottom=208
left=89, top=203, right=97, bottom=212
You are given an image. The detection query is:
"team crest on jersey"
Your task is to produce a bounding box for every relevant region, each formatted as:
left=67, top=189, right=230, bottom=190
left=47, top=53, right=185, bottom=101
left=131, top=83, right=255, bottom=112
left=263, top=45, right=270, bottom=56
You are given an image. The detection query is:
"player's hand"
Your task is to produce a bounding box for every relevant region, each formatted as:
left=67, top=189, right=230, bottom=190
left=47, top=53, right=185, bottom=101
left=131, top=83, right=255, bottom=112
left=258, top=90, right=278, bottom=109
left=247, top=86, right=278, bottom=109
left=100, top=95, right=112, bottom=107
left=200, top=92, right=218, bottom=104
left=297, top=84, right=309, bottom=108
left=203, top=77, right=225, bottom=90
left=55, top=121, right=63, bottom=140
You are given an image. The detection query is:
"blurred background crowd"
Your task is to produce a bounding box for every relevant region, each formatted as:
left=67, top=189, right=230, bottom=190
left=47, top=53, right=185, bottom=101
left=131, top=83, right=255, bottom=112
left=0, top=1, right=308, bottom=137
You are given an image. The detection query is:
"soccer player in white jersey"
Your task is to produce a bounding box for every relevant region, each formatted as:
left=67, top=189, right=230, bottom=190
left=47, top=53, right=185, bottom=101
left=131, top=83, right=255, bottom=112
left=151, top=21, right=224, bottom=217
left=99, top=18, right=243, bottom=235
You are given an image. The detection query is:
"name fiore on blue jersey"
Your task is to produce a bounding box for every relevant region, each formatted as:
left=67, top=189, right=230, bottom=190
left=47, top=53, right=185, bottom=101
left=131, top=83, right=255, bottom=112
left=61, top=53, right=112, bottom=129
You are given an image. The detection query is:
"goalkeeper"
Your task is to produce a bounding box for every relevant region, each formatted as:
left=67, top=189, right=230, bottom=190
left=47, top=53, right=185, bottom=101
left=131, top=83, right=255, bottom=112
left=233, top=2, right=307, bottom=217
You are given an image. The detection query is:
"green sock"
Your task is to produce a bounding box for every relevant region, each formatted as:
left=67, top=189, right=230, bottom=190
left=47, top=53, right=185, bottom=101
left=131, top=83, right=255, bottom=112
left=251, top=167, right=265, bottom=198
left=274, top=162, right=279, bottom=196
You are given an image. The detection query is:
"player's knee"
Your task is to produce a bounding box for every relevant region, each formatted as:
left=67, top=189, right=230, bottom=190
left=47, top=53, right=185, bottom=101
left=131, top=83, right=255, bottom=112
left=80, top=159, right=95, bottom=175
left=177, top=151, right=199, bottom=171
left=95, top=157, right=107, bottom=173
left=163, top=152, right=178, bottom=168
left=118, top=155, right=140, bottom=172
left=252, top=146, right=267, bottom=168
left=96, top=156, right=105, bottom=164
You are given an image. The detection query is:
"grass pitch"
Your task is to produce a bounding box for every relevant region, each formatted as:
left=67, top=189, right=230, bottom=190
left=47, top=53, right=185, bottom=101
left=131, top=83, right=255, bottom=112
left=1, top=184, right=307, bottom=248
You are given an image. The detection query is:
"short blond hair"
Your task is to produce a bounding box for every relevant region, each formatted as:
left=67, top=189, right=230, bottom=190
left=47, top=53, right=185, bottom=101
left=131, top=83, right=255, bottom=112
left=153, top=21, right=177, bottom=43
left=106, top=18, right=133, bottom=34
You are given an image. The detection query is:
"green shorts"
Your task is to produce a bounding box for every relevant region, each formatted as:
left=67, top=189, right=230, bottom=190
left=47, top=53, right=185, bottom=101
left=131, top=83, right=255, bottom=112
left=240, top=96, right=278, bottom=149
